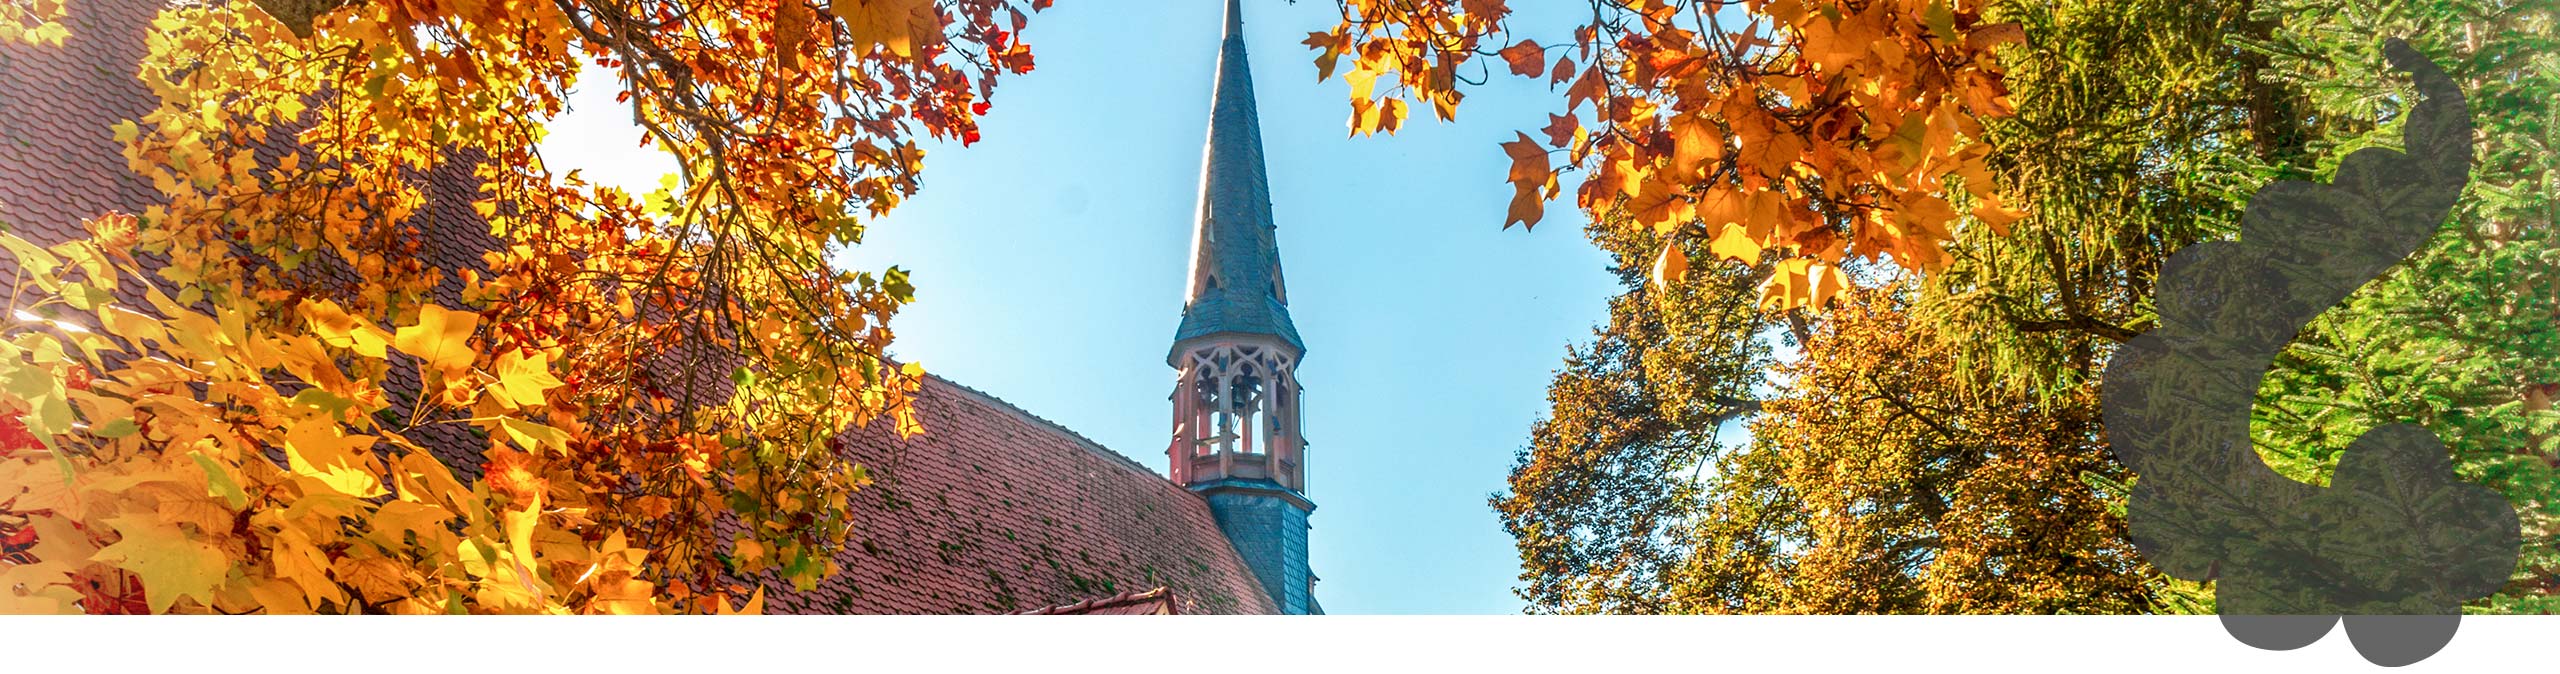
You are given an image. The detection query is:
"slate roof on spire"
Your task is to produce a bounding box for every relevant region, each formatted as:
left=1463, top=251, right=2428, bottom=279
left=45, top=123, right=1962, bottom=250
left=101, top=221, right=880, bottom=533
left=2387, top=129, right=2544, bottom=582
left=1174, top=0, right=1304, bottom=358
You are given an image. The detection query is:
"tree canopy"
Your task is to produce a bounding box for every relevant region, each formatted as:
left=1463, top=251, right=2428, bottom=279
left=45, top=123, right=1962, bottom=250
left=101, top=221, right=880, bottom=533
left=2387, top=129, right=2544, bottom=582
left=1367, top=0, right=2558, bottom=613
left=1, top=0, right=1044, bottom=614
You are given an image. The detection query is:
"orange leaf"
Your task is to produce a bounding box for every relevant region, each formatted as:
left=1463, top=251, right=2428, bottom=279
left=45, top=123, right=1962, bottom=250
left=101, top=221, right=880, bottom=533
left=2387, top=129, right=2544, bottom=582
left=1541, top=113, right=1580, bottom=149
left=1499, top=40, right=1546, bottom=78
left=1709, top=222, right=1763, bottom=262
left=1501, top=132, right=1552, bottom=230
left=1972, top=193, right=2028, bottom=236
left=1565, top=67, right=1605, bottom=113
left=1649, top=242, right=1688, bottom=292
left=1667, top=112, right=1721, bottom=180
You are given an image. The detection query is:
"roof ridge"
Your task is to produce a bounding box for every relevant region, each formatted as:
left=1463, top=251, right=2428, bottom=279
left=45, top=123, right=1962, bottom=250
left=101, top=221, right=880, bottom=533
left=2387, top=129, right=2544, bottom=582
left=919, top=373, right=1166, bottom=480
left=1015, top=586, right=1175, bottom=615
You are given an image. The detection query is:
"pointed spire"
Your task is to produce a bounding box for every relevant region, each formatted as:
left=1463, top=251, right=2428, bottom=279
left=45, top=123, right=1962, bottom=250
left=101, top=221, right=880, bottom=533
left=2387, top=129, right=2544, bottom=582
left=1174, top=0, right=1303, bottom=361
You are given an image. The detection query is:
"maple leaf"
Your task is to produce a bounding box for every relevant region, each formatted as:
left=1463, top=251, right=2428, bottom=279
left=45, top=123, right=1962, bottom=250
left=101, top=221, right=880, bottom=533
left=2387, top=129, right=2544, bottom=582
left=92, top=515, right=231, bottom=614
left=1500, top=40, right=1547, bottom=78
left=496, top=417, right=572, bottom=455
left=1502, top=132, right=1554, bottom=229
left=1692, top=186, right=1750, bottom=234
left=1709, top=222, right=1764, bottom=262
left=493, top=350, right=565, bottom=409
left=1667, top=113, right=1722, bottom=180
left=1728, top=103, right=1806, bottom=181
left=1565, top=67, right=1605, bottom=113
left=1971, top=192, right=2028, bottom=236
left=0, top=560, right=80, bottom=614
left=303, top=299, right=390, bottom=359
left=284, top=423, right=386, bottom=498
left=717, top=586, right=767, bottom=615
left=392, top=305, right=480, bottom=382
left=335, top=551, right=413, bottom=605
left=1648, top=243, right=1689, bottom=293
left=590, top=577, right=657, bottom=615
left=1542, top=113, right=1581, bottom=150
left=831, top=0, right=941, bottom=59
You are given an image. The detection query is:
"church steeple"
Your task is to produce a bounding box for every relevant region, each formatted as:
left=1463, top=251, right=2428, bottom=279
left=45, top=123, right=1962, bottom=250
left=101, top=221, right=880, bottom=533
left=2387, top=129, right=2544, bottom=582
left=1167, top=0, right=1318, bottom=615
left=1174, top=0, right=1302, bottom=355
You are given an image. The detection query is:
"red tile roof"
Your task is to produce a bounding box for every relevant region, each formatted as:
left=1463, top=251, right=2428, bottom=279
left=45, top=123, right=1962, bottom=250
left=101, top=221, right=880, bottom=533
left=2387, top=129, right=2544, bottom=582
left=749, top=376, right=1275, bottom=615
left=5, top=0, right=1276, bottom=616
left=0, top=0, right=162, bottom=252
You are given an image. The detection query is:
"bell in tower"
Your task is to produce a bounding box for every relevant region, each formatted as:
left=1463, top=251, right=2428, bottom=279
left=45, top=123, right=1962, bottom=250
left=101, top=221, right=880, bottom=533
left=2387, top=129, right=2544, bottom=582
left=1170, top=342, right=1303, bottom=489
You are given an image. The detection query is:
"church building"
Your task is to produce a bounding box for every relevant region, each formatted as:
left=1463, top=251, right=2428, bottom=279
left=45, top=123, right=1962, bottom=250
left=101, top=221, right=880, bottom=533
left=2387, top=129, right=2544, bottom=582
left=0, top=0, right=1319, bottom=614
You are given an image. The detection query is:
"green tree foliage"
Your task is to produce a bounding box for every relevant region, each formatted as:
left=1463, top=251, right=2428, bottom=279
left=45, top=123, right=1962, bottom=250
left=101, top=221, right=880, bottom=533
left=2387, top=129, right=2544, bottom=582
left=2246, top=0, right=2560, bottom=613
left=1500, top=0, right=2554, bottom=614
left=1918, top=0, right=2297, bottom=389
left=1496, top=223, right=1771, bottom=614
left=1706, top=284, right=2153, bottom=613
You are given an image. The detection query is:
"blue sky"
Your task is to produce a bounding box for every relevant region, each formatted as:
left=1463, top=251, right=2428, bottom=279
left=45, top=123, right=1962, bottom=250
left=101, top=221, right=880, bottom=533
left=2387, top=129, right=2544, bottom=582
left=545, top=1, right=1622, bottom=614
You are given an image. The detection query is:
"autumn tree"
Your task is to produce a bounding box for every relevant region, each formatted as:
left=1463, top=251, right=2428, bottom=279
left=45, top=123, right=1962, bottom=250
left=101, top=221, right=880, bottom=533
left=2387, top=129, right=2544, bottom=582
left=1476, top=0, right=2461, bottom=613
left=1495, top=219, right=1772, bottom=613
left=1309, top=0, right=2027, bottom=312
left=1, top=0, right=1041, bottom=614
left=1701, top=283, right=2165, bottom=613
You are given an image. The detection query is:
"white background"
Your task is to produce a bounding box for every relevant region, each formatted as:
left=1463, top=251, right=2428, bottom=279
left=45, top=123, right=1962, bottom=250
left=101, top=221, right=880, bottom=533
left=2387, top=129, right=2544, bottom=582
left=1, top=615, right=2551, bottom=672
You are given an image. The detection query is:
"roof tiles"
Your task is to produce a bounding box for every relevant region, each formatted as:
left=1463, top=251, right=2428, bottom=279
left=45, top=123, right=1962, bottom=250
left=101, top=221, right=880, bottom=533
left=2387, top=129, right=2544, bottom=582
left=745, top=376, right=1276, bottom=615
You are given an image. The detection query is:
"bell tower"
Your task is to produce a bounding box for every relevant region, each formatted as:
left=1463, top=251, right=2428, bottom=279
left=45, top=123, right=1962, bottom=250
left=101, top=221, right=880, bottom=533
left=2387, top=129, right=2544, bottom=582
left=1168, top=0, right=1317, bottom=615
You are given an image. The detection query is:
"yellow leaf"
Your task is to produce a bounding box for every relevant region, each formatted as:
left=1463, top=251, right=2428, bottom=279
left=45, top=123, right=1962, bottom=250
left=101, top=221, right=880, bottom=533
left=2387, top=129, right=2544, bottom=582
left=0, top=455, right=75, bottom=513
left=1695, top=186, right=1748, bottom=232
left=1971, top=193, right=2028, bottom=236
left=717, top=586, right=767, bottom=615
left=189, top=450, right=247, bottom=510
left=372, top=500, right=459, bottom=552
left=335, top=551, right=413, bottom=604
left=303, top=299, right=390, bottom=358
left=0, top=234, right=61, bottom=279
left=501, top=495, right=549, bottom=598
left=284, top=423, right=385, bottom=498
left=1709, top=223, right=1763, bottom=262
left=1648, top=242, right=1688, bottom=292
left=1808, top=260, right=1850, bottom=308
left=493, top=350, right=565, bottom=408
left=0, top=560, right=81, bottom=614
left=496, top=416, right=571, bottom=455
left=392, top=305, right=480, bottom=380
left=830, top=0, right=938, bottom=59
left=1758, top=258, right=1815, bottom=310
left=92, top=514, right=232, bottom=614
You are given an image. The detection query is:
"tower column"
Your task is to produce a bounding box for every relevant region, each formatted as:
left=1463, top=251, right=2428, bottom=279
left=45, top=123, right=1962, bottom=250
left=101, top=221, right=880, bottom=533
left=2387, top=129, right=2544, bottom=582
left=1164, top=0, right=1318, bottom=614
